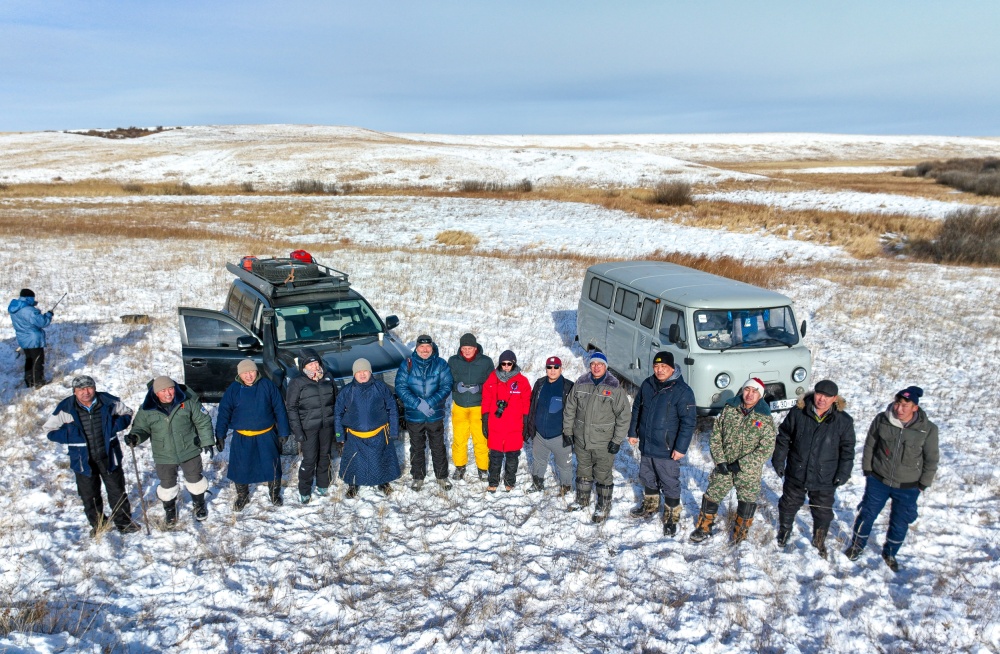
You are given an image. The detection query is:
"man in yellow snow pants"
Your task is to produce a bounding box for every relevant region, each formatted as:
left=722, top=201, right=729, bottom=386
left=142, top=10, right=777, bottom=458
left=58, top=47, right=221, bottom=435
left=447, top=333, right=494, bottom=480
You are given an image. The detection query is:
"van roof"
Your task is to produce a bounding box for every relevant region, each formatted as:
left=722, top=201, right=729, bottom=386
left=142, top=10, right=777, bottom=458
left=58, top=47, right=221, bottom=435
left=587, top=261, right=794, bottom=309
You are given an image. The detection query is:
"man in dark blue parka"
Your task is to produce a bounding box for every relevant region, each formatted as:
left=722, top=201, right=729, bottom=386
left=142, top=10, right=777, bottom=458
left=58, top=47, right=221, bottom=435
left=627, top=351, right=696, bottom=536
left=395, top=334, right=453, bottom=491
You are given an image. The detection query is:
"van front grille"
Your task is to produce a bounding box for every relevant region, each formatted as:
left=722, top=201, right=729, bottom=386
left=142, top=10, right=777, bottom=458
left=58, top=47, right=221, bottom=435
left=763, top=382, right=786, bottom=403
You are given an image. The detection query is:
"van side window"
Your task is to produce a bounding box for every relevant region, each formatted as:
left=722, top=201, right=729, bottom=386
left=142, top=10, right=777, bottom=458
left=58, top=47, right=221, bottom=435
left=225, top=287, right=243, bottom=316
left=639, top=298, right=657, bottom=329
left=659, top=307, right=686, bottom=342
left=613, top=288, right=639, bottom=320
left=236, top=295, right=256, bottom=329
left=589, top=277, right=614, bottom=309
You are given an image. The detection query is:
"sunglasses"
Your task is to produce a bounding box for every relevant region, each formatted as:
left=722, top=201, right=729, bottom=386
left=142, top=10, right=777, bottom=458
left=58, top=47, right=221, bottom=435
left=546, top=365, right=561, bottom=369
left=500, top=362, right=514, bottom=367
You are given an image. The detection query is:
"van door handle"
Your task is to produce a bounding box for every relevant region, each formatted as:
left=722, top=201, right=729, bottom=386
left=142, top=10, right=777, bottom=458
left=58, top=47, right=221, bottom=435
left=608, top=318, right=615, bottom=325
left=652, top=342, right=660, bottom=348
left=189, top=359, right=207, bottom=367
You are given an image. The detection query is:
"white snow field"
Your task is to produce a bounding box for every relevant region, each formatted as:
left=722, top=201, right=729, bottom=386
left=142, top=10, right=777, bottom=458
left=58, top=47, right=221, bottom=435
left=0, top=127, right=998, bottom=653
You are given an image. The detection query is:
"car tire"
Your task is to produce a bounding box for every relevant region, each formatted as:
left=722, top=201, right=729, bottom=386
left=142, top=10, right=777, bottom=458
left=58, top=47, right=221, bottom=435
left=251, top=258, right=320, bottom=284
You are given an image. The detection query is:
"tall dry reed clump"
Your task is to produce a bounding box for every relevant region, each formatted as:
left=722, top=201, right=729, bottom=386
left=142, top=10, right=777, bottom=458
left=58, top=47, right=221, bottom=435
left=902, top=157, right=1000, bottom=197
left=648, top=180, right=692, bottom=206
left=907, top=207, right=1000, bottom=266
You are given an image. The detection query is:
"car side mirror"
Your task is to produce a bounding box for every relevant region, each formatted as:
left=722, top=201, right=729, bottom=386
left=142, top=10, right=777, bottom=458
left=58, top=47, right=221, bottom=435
left=668, top=324, right=687, bottom=349
left=800, top=320, right=807, bottom=337
left=237, top=335, right=260, bottom=352
left=384, top=315, right=399, bottom=330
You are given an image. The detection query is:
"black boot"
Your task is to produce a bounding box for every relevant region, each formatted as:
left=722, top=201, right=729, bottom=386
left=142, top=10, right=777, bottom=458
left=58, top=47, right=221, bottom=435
left=812, top=527, right=828, bottom=557
left=690, top=497, right=719, bottom=543
left=477, top=468, right=488, bottom=481
left=731, top=501, right=758, bottom=545
left=345, top=484, right=359, bottom=499
left=451, top=466, right=466, bottom=481
left=526, top=475, right=545, bottom=494
left=163, top=499, right=178, bottom=527
left=568, top=478, right=593, bottom=512
left=776, top=525, right=792, bottom=548
left=592, top=483, right=614, bottom=523
left=268, top=481, right=283, bottom=506
left=662, top=497, right=681, bottom=537
left=191, top=493, right=208, bottom=522
left=233, top=484, right=251, bottom=512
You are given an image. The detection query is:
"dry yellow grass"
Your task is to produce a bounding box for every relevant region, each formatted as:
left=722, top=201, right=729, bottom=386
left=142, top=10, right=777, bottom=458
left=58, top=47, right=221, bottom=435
left=434, top=230, right=479, bottom=248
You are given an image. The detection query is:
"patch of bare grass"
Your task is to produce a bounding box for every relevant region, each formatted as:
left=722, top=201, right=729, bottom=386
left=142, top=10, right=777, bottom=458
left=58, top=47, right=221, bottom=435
left=648, top=180, right=692, bottom=206
left=435, top=230, right=479, bottom=248
left=459, top=179, right=532, bottom=193
left=290, top=179, right=339, bottom=194
left=907, top=207, right=1000, bottom=266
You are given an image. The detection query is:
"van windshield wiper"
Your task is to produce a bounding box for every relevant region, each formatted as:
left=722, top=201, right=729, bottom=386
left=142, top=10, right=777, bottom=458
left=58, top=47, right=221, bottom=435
left=719, top=337, right=793, bottom=353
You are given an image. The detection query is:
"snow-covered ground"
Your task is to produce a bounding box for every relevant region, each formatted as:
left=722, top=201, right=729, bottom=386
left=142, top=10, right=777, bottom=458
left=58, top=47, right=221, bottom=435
left=0, top=127, right=998, bottom=653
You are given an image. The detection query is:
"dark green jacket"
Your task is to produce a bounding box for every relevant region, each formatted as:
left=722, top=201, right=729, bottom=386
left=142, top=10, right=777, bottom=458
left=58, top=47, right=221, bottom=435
left=128, top=381, right=214, bottom=465
left=447, top=346, right=494, bottom=408
left=863, top=404, right=939, bottom=489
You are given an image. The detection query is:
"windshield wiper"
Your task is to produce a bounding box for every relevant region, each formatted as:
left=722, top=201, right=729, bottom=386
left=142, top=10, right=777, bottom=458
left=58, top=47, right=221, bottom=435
left=720, top=337, right=792, bottom=353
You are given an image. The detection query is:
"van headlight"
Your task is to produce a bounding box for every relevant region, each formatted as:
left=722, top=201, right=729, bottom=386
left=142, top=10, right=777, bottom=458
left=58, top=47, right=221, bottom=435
left=715, top=373, right=731, bottom=389
left=792, top=367, right=807, bottom=383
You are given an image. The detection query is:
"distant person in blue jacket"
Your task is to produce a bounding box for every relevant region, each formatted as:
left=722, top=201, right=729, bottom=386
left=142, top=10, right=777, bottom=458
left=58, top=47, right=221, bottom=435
left=215, top=359, right=291, bottom=511
left=395, top=334, right=454, bottom=492
left=8, top=288, right=54, bottom=388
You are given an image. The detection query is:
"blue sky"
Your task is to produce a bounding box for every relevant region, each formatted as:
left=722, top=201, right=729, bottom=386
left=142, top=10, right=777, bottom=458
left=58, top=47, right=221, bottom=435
left=2, top=1, right=998, bottom=135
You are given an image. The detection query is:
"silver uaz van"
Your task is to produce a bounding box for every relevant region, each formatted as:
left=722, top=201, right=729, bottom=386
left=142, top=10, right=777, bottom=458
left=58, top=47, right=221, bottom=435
left=576, top=261, right=811, bottom=415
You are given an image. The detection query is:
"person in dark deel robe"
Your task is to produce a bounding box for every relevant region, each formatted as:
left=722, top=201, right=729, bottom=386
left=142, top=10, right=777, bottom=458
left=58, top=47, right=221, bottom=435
left=215, top=359, right=291, bottom=510
left=334, top=358, right=401, bottom=498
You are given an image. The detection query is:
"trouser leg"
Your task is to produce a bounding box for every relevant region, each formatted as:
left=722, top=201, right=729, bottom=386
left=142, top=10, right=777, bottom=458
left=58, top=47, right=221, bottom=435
left=450, top=403, right=471, bottom=468
left=807, top=488, right=836, bottom=532
left=314, top=429, right=333, bottom=490
left=23, top=347, right=44, bottom=387
left=408, top=421, right=428, bottom=480
left=777, top=478, right=807, bottom=529
left=883, top=487, right=920, bottom=557
left=75, top=471, right=105, bottom=529
left=487, top=450, right=504, bottom=487
left=551, top=439, right=574, bottom=486
left=470, top=410, right=489, bottom=472
left=425, top=420, right=449, bottom=480
left=298, top=433, right=320, bottom=496
left=641, top=455, right=681, bottom=499
left=704, top=469, right=736, bottom=504
left=531, top=435, right=549, bottom=479
left=850, top=476, right=891, bottom=549
left=101, top=464, right=133, bottom=529
left=591, top=450, right=615, bottom=487
left=503, top=451, right=520, bottom=488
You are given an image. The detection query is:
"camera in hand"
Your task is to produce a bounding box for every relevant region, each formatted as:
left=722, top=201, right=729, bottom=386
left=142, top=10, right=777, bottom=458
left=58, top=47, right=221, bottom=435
left=494, top=399, right=508, bottom=418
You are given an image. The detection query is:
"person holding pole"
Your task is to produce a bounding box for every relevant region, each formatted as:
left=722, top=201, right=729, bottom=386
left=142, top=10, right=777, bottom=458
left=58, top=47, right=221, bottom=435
left=43, top=375, right=142, bottom=536
left=8, top=288, right=57, bottom=388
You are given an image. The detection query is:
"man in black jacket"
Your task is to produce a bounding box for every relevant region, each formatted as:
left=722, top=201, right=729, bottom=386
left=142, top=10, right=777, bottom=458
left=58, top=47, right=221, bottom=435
left=525, top=356, right=574, bottom=495
left=771, top=379, right=855, bottom=556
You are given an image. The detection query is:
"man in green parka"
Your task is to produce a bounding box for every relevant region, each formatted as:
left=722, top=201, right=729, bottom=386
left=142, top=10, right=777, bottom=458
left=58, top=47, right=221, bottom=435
left=125, top=375, right=216, bottom=526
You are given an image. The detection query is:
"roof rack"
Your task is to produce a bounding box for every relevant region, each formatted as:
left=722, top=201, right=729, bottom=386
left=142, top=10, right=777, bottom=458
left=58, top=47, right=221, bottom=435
left=226, top=260, right=351, bottom=299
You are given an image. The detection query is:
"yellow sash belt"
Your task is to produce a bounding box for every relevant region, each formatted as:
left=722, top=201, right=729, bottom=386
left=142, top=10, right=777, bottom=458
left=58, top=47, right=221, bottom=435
left=236, top=425, right=274, bottom=436
left=347, top=424, right=389, bottom=443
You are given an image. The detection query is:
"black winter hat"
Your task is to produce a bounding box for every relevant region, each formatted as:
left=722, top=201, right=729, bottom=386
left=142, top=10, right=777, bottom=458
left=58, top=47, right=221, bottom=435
left=895, top=386, right=923, bottom=405
left=652, top=351, right=675, bottom=368
left=498, top=349, right=517, bottom=365
left=19, top=288, right=35, bottom=298
left=814, top=379, right=839, bottom=397
left=416, top=334, right=434, bottom=346
left=459, top=333, right=478, bottom=348
left=299, top=347, right=322, bottom=370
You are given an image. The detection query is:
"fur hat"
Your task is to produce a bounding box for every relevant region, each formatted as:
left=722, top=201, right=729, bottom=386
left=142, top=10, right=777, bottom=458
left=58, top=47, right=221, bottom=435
left=237, top=359, right=258, bottom=375
left=152, top=376, right=174, bottom=393
left=352, top=358, right=372, bottom=374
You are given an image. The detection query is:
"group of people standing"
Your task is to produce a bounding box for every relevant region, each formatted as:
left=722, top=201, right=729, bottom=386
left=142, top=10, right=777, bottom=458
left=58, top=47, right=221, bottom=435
left=37, top=322, right=939, bottom=572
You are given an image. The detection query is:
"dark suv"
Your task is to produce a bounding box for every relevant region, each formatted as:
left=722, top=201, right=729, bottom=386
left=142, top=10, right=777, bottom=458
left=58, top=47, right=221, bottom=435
left=178, top=258, right=409, bottom=403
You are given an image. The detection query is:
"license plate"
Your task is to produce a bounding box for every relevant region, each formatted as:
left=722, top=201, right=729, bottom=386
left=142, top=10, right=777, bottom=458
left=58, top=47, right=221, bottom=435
left=770, top=398, right=796, bottom=411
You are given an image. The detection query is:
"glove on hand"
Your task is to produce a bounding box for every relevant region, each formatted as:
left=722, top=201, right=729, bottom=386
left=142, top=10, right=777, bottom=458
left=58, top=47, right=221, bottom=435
left=562, top=432, right=574, bottom=448
left=335, top=441, right=344, bottom=456
left=714, top=462, right=730, bottom=475
left=215, top=436, right=226, bottom=451
left=417, top=399, right=434, bottom=417
left=202, top=445, right=216, bottom=457
left=608, top=441, right=621, bottom=455
left=918, top=482, right=927, bottom=492
left=124, top=433, right=138, bottom=447
left=46, top=310, right=54, bottom=318
left=728, top=459, right=741, bottom=474
left=481, top=413, right=489, bottom=437
left=522, top=416, right=532, bottom=441
left=773, top=465, right=784, bottom=479
left=457, top=382, right=480, bottom=394
left=833, top=476, right=847, bottom=486
left=278, top=437, right=288, bottom=451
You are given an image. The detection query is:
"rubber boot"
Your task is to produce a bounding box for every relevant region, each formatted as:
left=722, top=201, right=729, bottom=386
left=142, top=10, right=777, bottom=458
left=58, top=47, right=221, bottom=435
left=662, top=497, right=682, bottom=537
left=776, top=525, right=792, bottom=548
left=268, top=481, right=283, bottom=506
left=527, top=476, right=545, bottom=494
left=812, top=527, right=829, bottom=557
left=451, top=465, right=466, bottom=481
left=233, top=484, right=251, bottom=512
left=163, top=499, right=178, bottom=527
left=731, top=501, right=757, bottom=545
left=592, top=483, right=613, bottom=523
left=689, top=497, right=719, bottom=543
left=191, top=493, right=208, bottom=521
left=629, top=490, right=660, bottom=519
left=567, top=478, right=593, bottom=512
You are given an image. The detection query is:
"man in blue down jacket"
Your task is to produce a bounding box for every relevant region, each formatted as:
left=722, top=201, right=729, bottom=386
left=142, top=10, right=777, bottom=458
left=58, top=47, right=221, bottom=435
left=627, top=351, right=696, bottom=537
left=44, top=375, right=141, bottom=536
left=395, top=334, right=454, bottom=491
left=771, top=379, right=855, bottom=557
left=8, top=288, right=54, bottom=388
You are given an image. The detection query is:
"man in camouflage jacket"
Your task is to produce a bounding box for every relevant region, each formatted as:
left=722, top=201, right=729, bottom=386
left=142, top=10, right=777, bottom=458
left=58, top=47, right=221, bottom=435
left=691, top=377, right=777, bottom=544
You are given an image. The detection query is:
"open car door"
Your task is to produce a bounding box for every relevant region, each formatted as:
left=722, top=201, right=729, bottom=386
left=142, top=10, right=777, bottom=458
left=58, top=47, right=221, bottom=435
left=178, top=307, right=263, bottom=403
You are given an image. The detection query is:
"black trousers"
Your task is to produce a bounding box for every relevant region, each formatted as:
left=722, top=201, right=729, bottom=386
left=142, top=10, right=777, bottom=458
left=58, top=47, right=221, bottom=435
left=408, top=420, right=448, bottom=480
left=23, top=347, right=45, bottom=388
left=75, top=457, right=133, bottom=529
left=777, top=478, right=835, bottom=531
left=488, top=449, right=520, bottom=488
left=298, top=428, right=334, bottom=495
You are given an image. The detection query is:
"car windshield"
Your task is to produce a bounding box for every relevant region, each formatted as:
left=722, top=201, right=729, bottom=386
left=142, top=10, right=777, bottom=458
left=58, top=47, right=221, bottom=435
left=693, top=307, right=799, bottom=350
left=274, top=298, right=382, bottom=345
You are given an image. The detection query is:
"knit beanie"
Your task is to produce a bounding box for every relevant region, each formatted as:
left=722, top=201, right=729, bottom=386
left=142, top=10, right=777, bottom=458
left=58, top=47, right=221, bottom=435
left=237, top=359, right=258, bottom=374
left=19, top=288, right=35, bottom=298
left=152, top=376, right=174, bottom=393
left=352, top=358, right=372, bottom=374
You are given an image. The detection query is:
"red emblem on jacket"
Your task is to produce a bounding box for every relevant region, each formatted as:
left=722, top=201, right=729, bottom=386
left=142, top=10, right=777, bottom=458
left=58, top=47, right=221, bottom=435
left=602, top=389, right=612, bottom=396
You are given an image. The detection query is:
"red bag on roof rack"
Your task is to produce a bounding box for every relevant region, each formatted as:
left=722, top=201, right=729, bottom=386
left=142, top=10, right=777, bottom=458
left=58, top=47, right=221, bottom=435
left=290, top=250, right=315, bottom=264
left=240, top=255, right=258, bottom=271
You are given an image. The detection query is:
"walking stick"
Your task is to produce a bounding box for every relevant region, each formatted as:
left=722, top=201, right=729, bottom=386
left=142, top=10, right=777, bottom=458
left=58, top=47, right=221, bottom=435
left=128, top=443, right=151, bottom=536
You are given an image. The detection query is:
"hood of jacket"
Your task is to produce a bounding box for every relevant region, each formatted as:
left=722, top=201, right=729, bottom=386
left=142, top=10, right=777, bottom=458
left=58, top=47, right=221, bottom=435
left=7, top=297, right=35, bottom=313
left=298, top=347, right=325, bottom=373
left=796, top=392, right=848, bottom=413
left=140, top=380, right=191, bottom=412
left=575, top=370, right=622, bottom=388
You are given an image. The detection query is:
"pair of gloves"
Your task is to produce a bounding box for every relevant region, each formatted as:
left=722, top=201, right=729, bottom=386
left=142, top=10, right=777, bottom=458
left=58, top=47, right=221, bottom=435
left=456, top=382, right=480, bottom=394
left=714, top=460, right=742, bottom=475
